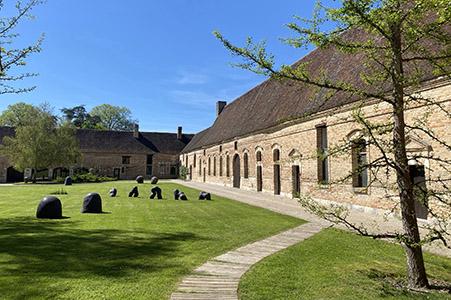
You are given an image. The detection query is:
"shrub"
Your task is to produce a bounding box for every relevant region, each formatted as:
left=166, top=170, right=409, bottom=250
left=54, top=173, right=117, bottom=184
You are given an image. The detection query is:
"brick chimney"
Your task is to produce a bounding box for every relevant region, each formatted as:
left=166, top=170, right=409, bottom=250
left=133, top=123, right=139, bottom=138
left=216, top=101, right=227, bottom=117
left=177, top=126, right=183, bottom=140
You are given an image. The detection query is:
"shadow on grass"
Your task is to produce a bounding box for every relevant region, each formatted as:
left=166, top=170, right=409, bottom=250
left=0, top=216, right=205, bottom=280
left=362, top=268, right=451, bottom=297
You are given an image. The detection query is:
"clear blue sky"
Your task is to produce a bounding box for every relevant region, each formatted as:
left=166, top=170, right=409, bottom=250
left=1, top=0, right=322, bottom=133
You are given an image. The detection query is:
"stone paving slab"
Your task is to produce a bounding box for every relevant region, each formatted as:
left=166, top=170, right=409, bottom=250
left=170, top=222, right=324, bottom=300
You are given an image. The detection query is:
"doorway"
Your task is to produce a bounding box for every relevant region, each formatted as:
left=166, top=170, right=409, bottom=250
left=292, top=165, right=300, bottom=197
left=409, top=165, right=428, bottom=220
left=274, top=165, right=281, bottom=195
left=233, top=154, right=240, bottom=188
left=257, top=166, right=262, bottom=192
left=6, top=166, right=24, bottom=183
left=113, top=168, right=121, bottom=180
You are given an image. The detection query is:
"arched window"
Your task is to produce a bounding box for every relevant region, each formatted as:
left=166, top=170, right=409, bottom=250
left=208, top=157, right=211, bottom=176
left=273, top=149, right=280, bottom=162
left=352, top=139, right=368, bottom=187
left=219, top=156, right=223, bottom=176
left=185, top=155, right=188, bottom=167
left=243, top=153, right=249, bottom=178
left=193, top=154, right=197, bottom=168
left=273, top=149, right=281, bottom=195
left=256, top=151, right=262, bottom=162
left=213, top=156, right=217, bottom=176
left=226, top=154, right=230, bottom=177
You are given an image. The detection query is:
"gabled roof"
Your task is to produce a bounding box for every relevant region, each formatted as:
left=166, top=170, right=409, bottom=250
left=0, top=126, right=194, bottom=155
left=182, top=27, right=443, bottom=153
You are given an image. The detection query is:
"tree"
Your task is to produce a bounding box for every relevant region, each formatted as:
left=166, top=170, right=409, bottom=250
left=214, top=0, right=450, bottom=290
left=0, top=0, right=44, bottom=95
left=90, top=104, right=136, bottom=131
left=61, top=105, right=102, bottom=129
left=0, top=102, right=43, bottom=126
left=0, top=109, right=80, bottom=182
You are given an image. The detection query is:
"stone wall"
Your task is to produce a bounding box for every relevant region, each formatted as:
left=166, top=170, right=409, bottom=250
left=181, top=80, right=451, bottom=219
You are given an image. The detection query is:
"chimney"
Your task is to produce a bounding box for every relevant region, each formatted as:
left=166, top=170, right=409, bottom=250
left=133, top=123, right=139, bottom=138
left=177, top=126, right=183, bottom=140
left=216, top=101, right=227, bottom=117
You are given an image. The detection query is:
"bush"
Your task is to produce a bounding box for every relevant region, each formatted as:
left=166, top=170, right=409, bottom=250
left=179, top=166, right=188, bottom=180
left=54, top=173, right=117, bottom=184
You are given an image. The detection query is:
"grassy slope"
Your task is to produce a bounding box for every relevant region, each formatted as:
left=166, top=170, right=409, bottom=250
left=0, top=181, right=303, bottom=300
left=239, top=228, right=451, bottom=300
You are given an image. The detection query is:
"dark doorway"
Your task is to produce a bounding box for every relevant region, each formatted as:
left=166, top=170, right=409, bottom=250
left=189, top=165, right=192, bottom=180
left=257, top=166, right=262, bottom=192
left=6, top=166, right=24, bottom=183
left=274, top=165, right=281, bottom=195
left=113, top=168, right=121, bottom=179
left=409, top=165, right=428, bottom=220
left=203, top=168, right=206, bottom=182
left=292, top=165, right=300, bottom=197
left=233, top=154, right=240, bottom=188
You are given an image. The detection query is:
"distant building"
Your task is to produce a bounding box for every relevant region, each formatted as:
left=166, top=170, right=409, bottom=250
left=0, top=125, right=193, bottom=182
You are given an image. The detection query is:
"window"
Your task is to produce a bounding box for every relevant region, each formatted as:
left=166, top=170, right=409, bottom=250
left=203, top=149, right=206, bottom=155
left=219, top=156, right=223, bottom=176
left=122, top=156, right=131, bottom=164
left=170, top=165, right=177, bottom=176
left=243, top=153, right=249, bottom=178
left=256, top=151, right=262, bottom=162
left=198, top=158, right=202, bottom=175
left=146, top=154, right=153, bottom=176
left=185, top=155, right=188, bottom=167
left=219, top=145, right=222, bottom=152
left=213, top=156, right=217, bottom=176
left=234, top=141, right=238, bottom=150
left=352, top=139, right=368, bottom=187
left=194, top=154, right=197, bottom=168
left=208, top=157, right=211, bottom=176
left=273, top=149, right=280, bottom=162
left=159, top=162, right=170, bottom=176
left=316, top=125, right=329, bottom=184
left=226, top=154, right=230, bottom=177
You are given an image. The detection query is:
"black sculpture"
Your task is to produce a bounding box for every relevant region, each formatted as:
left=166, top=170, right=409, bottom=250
left=64, top=176, right=72, bottom=186
left=109, top=188, right=117, bottom=197
left=150, top=186, right=162, bottom=199
left=174, top=189, right=180, bottom=200
left=81, top=192, right=102, bottom=213
left=199, top=191, right=211, bottom=200
left=179, top=192, right=188, bottom=200
left=136, top=175, right=144, bottom=184
left=36, top=196, right=63, bottom=219
left=129, top=186, right=139, bottom=197
left=150, top=176, right=158, bottom=184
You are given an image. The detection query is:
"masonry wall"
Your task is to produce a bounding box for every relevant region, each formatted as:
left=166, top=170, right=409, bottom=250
left=181, top=81, right=451, bottom=219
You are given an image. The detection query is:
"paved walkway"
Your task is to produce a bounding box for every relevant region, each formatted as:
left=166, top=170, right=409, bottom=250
left=171, top=222, right=324, bottom=300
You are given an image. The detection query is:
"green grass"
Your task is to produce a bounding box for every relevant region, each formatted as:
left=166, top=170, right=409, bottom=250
left=239, top=228, right=451, bottom=300
left=0, top=181, right=304, bottom=299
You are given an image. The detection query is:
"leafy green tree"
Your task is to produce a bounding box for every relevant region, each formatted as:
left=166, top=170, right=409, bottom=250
left=0, top=111, right=80, bottom=182
left=0, top=0, right=44, bottom=95
left=0, top=102, right=44, bottom=126
left=215, top=0, right=450, bottom=289
left=90, top=104, right=136, bottom=131
left=61, top=105, right=102, bottom=129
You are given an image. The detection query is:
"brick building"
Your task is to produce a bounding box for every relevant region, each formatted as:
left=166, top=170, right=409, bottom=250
left=180, top=35, right=450, bottom=220
left=0, top=125, right=193, bottom=182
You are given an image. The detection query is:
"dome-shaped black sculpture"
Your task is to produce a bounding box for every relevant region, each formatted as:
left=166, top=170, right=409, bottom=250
left=81, top=192, right=102, bottom=213
left=150, top=176, right=158, bottom=184
left=36, top=196, right=63, bottom=219
left=136, top=175, right=144, bottom=184
left=109, top=188, right=117, bottom=197
left=64, top=176, right=72, bottom=186
left=179, top=192, right=188, bottom=201
left=199, top=192, right=211, bottom=200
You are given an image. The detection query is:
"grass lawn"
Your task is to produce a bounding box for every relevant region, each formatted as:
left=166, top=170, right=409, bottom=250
left=0, top=181, right=304, bottom=299
left=239, top=228, right=451, bottom=300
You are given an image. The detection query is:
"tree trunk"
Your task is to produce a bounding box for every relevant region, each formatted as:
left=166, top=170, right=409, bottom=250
left=390, top=21, right=429, bottom=289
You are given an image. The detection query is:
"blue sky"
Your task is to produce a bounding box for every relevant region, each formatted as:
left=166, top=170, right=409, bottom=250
left=1, top=0, right=321, bottom=133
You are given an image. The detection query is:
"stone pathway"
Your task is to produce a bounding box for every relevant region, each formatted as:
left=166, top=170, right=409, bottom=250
left=171, top=222, right=324, bottom=300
